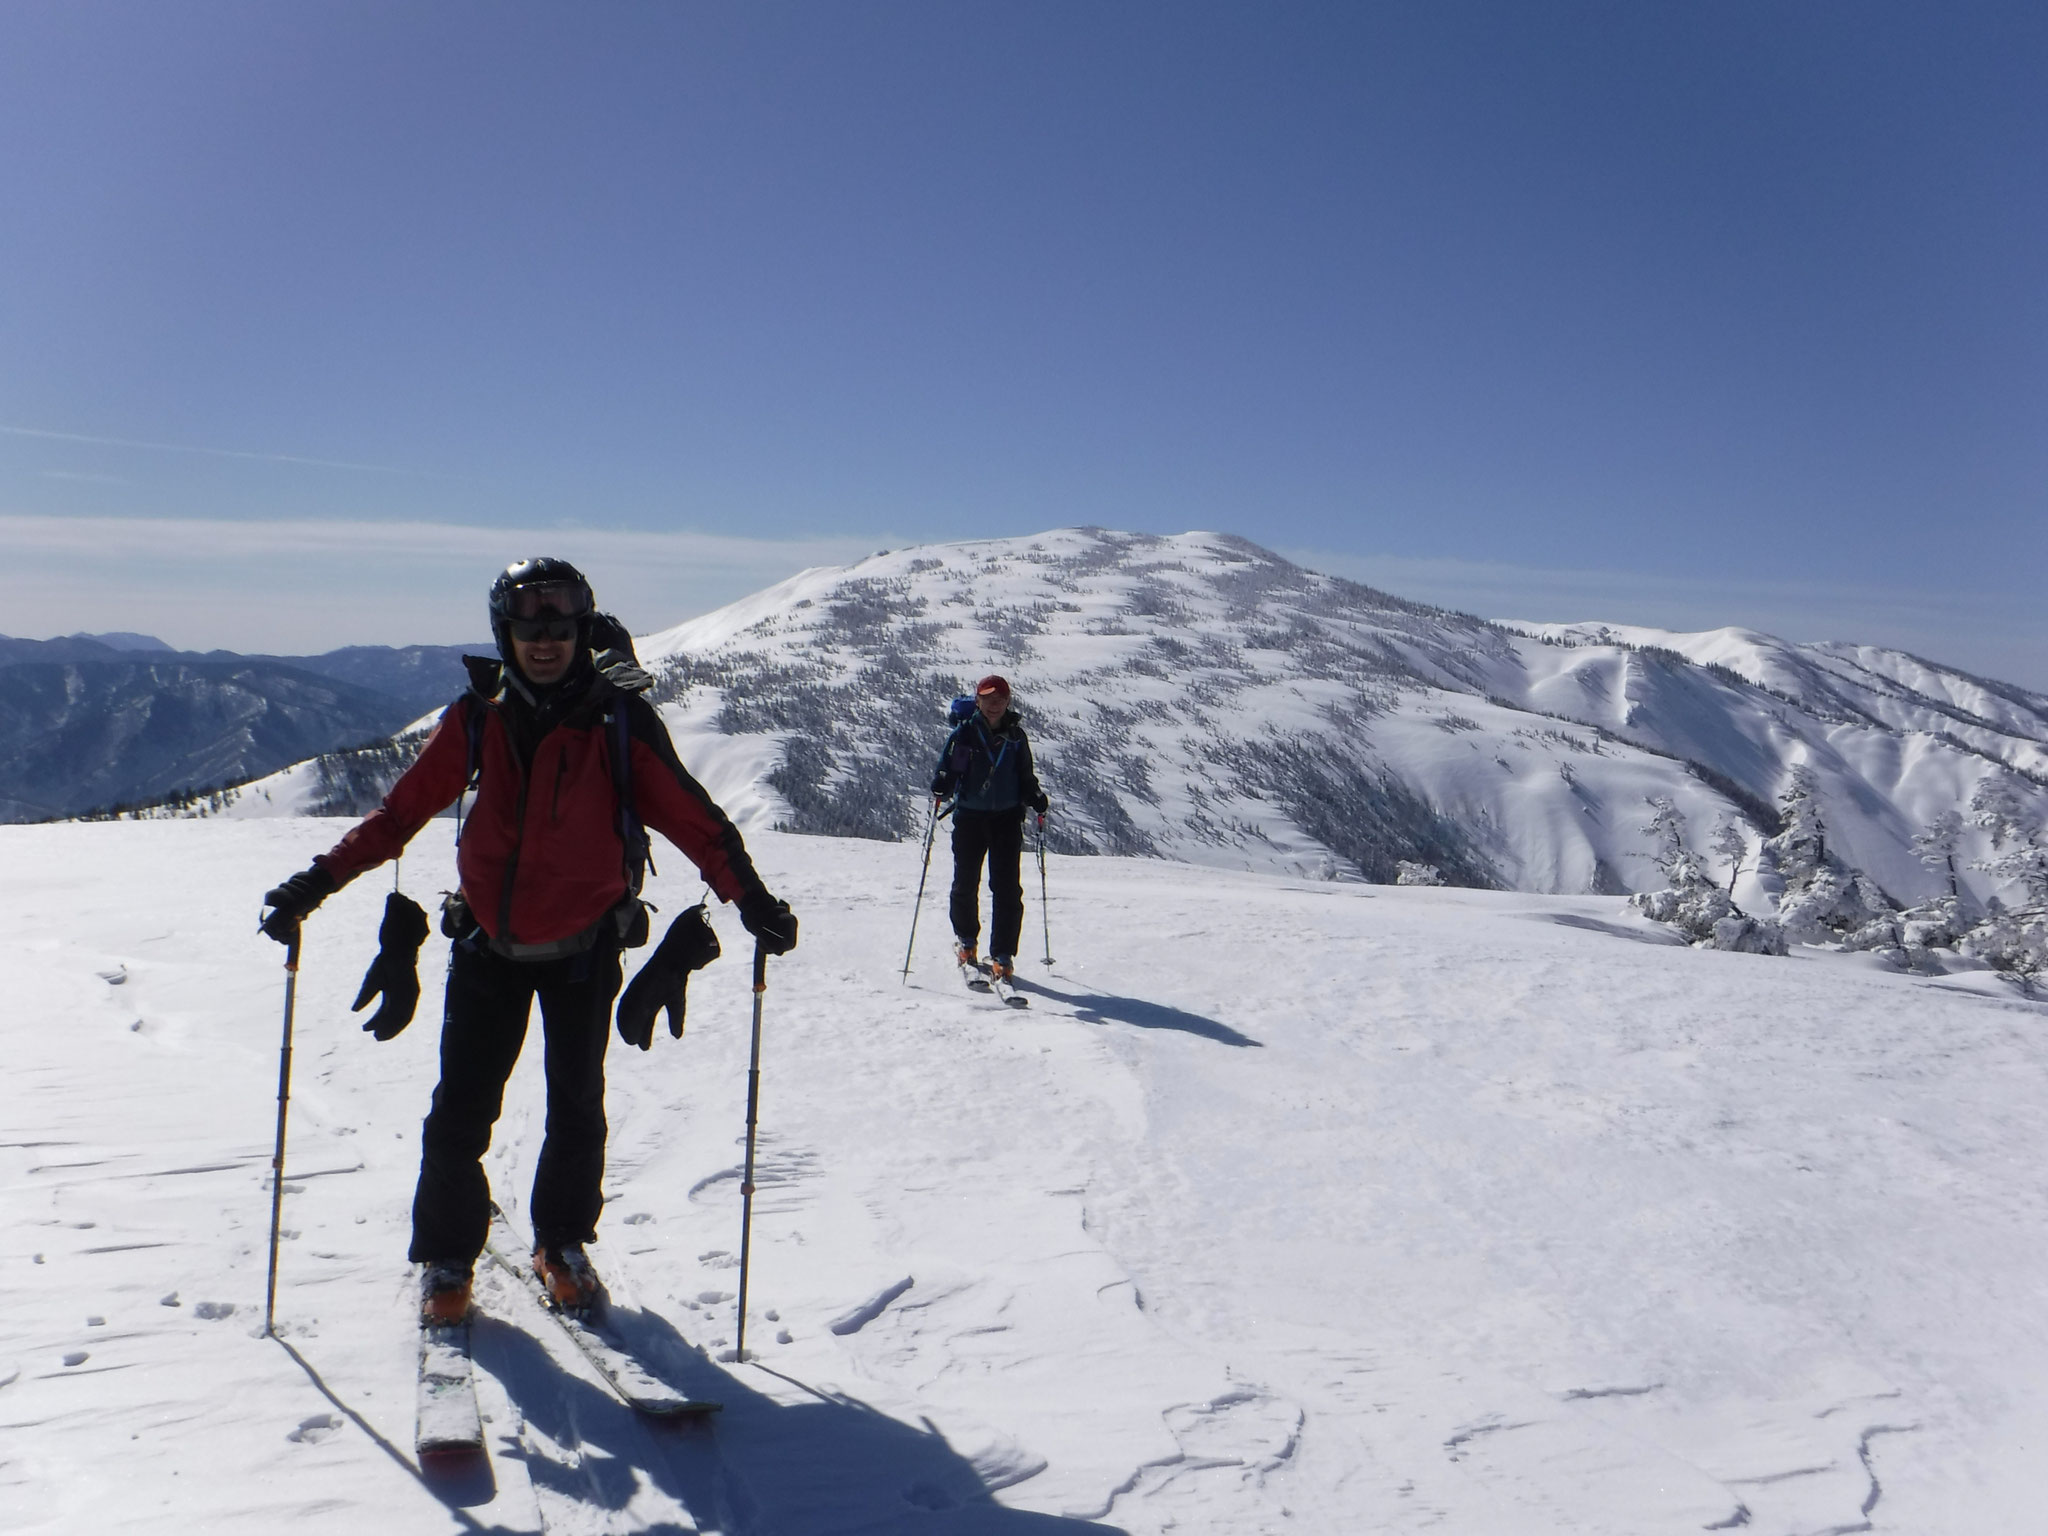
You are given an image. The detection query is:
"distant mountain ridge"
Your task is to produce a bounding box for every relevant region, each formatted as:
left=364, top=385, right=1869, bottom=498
left=0, top=638, right=483, bottom=822
left=84, top=529, right=2048, bottom=912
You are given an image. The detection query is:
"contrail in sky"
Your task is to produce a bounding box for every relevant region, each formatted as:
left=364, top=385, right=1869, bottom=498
left=0, top=423, right=460, bottom=478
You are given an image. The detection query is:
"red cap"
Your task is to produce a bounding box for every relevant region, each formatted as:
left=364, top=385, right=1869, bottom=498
left=975, top=674, right=1011, bottom=700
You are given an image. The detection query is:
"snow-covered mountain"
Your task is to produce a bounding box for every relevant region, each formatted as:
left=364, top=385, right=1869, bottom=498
left=148, top=528, right=2048, bottom=911
left=0, top=639, right=483, bottom=823
left=633, top=529, right=2045, bottom=908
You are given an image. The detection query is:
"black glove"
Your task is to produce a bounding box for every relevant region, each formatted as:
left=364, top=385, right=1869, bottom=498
left=586, top=610, right=639, bottom=660
left=1030, top=792, right=1050, bottom=816
left=738, top=888, right=799, bottom=956
left=352, top=892, right=431, bottom=1041
left=260, top=865, right=337, bottom=944
left=616, top=903, right=722, bottom=1050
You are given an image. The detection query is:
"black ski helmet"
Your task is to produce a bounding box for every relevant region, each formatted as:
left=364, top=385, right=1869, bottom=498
left=488, top=556, right=595, bottom=661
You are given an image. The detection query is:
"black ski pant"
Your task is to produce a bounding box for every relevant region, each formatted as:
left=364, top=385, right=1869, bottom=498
left=408, top=935, right=622, bottom=1267
left=950, top=806, right=1025, bottom=961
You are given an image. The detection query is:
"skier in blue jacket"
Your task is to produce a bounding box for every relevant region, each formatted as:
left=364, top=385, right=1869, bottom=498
left=931, top=675, right=1048, bottom=983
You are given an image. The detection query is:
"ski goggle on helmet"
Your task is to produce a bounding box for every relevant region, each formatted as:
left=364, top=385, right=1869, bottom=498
left=489, top=558, right=594, bottom=643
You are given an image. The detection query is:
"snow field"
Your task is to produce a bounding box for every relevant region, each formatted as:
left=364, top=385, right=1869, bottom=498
left=4, top=818, right=2048, bottom=1532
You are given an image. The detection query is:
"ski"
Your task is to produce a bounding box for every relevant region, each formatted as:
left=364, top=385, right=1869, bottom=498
left=416, top=1318, right=484, bottom=1457
left=482, top=1213, right=721, bottom=1418
left=988, top=973, right=1030, bottom=1009
left=958, top=954, right=1029, bottom=1006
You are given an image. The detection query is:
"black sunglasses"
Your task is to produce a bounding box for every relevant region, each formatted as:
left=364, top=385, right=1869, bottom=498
left=508, top=617, right=580, bottom=642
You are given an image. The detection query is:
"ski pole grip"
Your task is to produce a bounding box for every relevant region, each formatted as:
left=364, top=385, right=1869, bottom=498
left=753, top=943, right=768, bottom=992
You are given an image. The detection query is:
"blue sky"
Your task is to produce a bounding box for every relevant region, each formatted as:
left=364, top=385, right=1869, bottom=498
left=2, top=3, right=2042, bottom=684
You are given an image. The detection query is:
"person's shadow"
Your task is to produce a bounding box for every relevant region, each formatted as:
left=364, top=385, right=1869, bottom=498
left=1009, top=976, right=1261, bottom=1049
left=469, top=1300, right=1133, bottom=1535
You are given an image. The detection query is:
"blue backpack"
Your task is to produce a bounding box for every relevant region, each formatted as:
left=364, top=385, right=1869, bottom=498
left=947, top=695, right=977, bottom=725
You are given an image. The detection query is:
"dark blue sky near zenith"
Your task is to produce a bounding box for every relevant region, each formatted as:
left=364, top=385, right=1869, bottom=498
left=0, top=2, right=2042, bottom=681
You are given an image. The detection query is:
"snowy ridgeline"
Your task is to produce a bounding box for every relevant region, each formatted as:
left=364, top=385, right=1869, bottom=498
left=112, top=528, right=2048, bottom=974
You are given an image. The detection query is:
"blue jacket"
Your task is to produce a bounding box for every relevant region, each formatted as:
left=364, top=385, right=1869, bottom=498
left=932, top=709, right=1043, bottom=814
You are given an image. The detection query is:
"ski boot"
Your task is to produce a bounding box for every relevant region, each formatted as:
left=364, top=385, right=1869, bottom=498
left=419, top=1261, right=474, bottom=1326
left=533, top=1243, right=602, bottom=1312
left=988, top=956, right=1015, bottom=984
left=953, top=938, right=980, bottom=971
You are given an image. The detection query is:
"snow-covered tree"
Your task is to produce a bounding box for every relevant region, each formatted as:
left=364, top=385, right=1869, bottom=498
left=1640, top=796, right=1709, bottom=889
left=1775, top=766, right=1826, bottom=880
left=1395, top=860, right=1444, bottom=887
left=1912, top=810, right=1965, bottom=899
left=1629, top=800, right=1783, bottom=952
left=1969, top=775, right=2048, bottom=908
left=1754, top=764, right=1897, bottom=950
left=1710, top=819, right=1748, bottom=894
left=1960, top=908, right=2048, bottom=994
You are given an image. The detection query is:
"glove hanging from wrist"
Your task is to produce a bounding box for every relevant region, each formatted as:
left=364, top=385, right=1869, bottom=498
left=616, top=903, right=721, bottom=1050
left=352, top=891, right=431, bottom=1041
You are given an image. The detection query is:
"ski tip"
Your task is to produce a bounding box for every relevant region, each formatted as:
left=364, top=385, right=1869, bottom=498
left=640, top=1398, right=724, bottom=1416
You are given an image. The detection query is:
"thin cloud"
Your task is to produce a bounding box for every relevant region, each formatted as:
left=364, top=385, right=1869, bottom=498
left=0, top=512, right=877, bottom=568
left=38, top=469, right=131, bottom=485
left=0, top=423, right=461, bottom=479
left=0, top=512, right=890, bottom=653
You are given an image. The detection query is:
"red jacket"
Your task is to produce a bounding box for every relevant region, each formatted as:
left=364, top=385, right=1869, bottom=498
left=316, top=668, right=762, bottom=946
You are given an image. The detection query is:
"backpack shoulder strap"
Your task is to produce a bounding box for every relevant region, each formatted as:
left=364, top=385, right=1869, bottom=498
left=453, top=690, right=496, bottom=845
left=608, top=696, right=653, bottom=893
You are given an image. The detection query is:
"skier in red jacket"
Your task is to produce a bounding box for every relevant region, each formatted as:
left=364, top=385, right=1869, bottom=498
left=259, top=558, right=797, bottom=1323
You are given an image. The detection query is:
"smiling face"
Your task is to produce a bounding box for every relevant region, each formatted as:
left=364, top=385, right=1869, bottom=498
left=510, top=621, right=578, bottom=685
left=977, top=690, right=1008, bottom=727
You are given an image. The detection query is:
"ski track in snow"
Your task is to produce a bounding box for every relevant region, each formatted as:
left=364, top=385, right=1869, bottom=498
left=4, top=818, right=2048, bottom=1532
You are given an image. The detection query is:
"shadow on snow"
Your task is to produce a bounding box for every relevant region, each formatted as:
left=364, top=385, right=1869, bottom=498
left=1011, top=976, right=1261, bottom=1048
left=288, top=1303, right=1131, bottom=1536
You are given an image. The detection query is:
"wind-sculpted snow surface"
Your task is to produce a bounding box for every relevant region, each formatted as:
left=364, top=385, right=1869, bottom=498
left=6, top=819, right=2048, bottom=1532
left=637, top=529, right=2046, bottom=907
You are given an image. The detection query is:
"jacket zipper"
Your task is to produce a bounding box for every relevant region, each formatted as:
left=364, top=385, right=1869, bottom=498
left=497, top=720, right=532, bottom=944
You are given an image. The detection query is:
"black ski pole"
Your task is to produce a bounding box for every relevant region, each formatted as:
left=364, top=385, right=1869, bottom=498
left=1036, top=813, right=1054, bottom=966
left=264, top=930, right=302, bottom=1338
left=735, top=941, right=768, bottom=1361
left=901, top=798, right=946, bottom=982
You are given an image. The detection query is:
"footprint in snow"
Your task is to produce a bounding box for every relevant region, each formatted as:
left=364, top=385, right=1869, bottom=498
left=288, top=1413, right=343, bottom=1444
